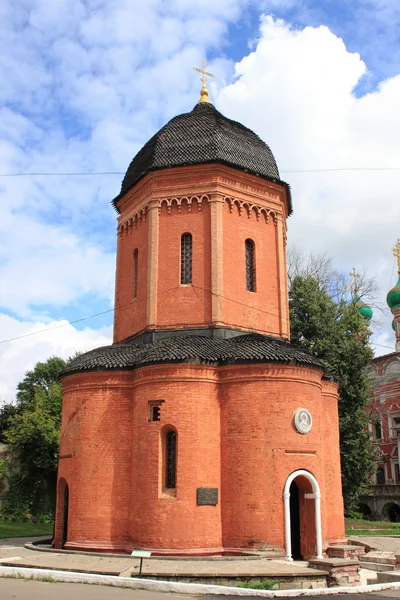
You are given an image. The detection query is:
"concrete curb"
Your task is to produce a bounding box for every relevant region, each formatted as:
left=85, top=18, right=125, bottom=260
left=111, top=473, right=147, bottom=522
left=1, top=565, right=400, bottom=597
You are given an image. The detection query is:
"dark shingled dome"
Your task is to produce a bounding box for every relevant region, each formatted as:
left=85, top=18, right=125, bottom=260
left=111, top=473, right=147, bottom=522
left=62, top=333, right=333, bottom=379
left=113, top=102, right=292, bottom=214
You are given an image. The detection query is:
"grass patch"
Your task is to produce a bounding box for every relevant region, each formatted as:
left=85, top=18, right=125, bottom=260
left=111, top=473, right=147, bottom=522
left=0, top=520, right=53, bottom=539
left=236, top=579, right=277, bottom=590
left=345, top=518, right=400, bottom=536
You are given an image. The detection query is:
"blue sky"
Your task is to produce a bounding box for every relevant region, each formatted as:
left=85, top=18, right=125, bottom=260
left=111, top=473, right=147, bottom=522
left=1, top=0, right=400, bottom=402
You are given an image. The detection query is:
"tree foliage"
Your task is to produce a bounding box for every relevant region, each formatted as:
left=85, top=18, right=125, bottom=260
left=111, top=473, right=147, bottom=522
left=0, top=356, right=66, bottom=516
left=289, top=270, right=374, bottom=514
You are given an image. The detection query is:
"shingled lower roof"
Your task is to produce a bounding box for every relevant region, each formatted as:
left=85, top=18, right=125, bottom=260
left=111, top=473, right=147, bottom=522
left=112, top=103, right=292, bottom=214
left=62, top=333, right=333, bottom=379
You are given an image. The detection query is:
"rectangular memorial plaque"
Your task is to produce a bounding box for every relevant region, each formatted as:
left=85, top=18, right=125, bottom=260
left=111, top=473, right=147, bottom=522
left=197, top=487, right=218, bottom=505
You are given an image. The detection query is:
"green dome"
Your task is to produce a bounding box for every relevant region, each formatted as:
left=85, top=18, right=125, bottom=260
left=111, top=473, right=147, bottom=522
left=387, top=276, right=400, bottom=310
left=354, top=295, right=373, bottom=321
left=392, top=319, right=396, bottom=331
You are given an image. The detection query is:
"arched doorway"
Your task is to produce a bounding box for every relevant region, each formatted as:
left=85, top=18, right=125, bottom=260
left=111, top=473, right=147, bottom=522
left=357, top=502, right=372, bottom=520
left=383, top=502, right=400, bottom=522
left=283, top=470, right=322, bottom=561
left=290, top=481, right=301, bottom=559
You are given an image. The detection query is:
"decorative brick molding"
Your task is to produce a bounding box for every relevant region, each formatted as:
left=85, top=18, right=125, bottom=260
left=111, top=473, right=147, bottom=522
left=224, top=196, right=278, bottom=223
left=158, top=194, right=210, bottom=214
left=118, top=205, right=148, bottom=234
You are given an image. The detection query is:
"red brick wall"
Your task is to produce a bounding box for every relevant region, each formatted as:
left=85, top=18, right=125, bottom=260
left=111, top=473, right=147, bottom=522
left=129, top=365, right=222, bottom=551
left=222, top=200, right=280, bottom=336
left=156, top=201, right=212, bottom=330
left=114, top=217, right=149, bottom=343
left=55, top=362, right=345, bottom=553
left=219, top=364, right=344, bottom=551
left=113, top=164, right=290, bottom=342
left=321, top=381, right=346, bottom=542
left=56, top=372, right=133, bottom=551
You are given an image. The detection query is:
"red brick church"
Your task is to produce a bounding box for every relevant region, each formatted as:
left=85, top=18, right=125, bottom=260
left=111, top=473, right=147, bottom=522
left=54, top=73, right=346, bottom=559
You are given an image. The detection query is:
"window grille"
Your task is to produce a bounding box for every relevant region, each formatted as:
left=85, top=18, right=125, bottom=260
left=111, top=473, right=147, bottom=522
left=166, top=430, right=177, bottom=489
left=133, top=248, right=138, bottom=298
left=245, top=239, right=256, bottom=292
left=181, top=233, right=192, bottom=284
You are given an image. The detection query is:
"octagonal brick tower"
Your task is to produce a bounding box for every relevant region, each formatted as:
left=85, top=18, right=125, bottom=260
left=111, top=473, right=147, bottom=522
left=54, top=89, right=346, bottom=557
left=112, top=100, right=291, bottom=344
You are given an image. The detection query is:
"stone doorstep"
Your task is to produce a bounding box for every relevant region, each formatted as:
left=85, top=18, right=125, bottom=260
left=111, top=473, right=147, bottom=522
left=327, top=545, right=365, bottom=558
left=308, top=558, right=360, bottom=569
left=362, top=552, right=396, bottom=565
left=360, top=562, right=396, bottom=573
left=377, top=570, right=400, bottom=584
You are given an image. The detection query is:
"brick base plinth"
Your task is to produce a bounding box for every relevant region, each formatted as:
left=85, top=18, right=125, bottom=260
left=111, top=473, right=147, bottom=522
left=308, top=558, right=361, bottom=587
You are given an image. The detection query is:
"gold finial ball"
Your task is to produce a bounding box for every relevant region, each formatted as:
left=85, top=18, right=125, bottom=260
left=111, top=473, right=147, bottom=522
left=199, top=85, right=211, bottom=103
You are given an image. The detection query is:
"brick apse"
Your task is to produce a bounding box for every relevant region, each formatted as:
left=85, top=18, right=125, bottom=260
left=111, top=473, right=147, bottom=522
left=54, top=93, right=346, bottom=558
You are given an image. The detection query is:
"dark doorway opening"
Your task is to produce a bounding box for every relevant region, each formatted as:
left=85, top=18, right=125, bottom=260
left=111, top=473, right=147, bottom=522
left=62, top=485, right=69, bottom=547
left=290, top=481, right=302, bottom=560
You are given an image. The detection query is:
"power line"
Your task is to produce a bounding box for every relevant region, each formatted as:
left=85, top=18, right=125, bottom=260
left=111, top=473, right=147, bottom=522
left=0, top=307, right=116, bottom=345
left=1, top=167, right=400, bottom=178
left=371, top=341, right=396, bottom=351
left=1, top=283, right=395, bottom=352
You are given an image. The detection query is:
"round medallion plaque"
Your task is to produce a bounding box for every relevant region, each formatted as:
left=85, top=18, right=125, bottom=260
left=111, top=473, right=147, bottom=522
left=294, top=408, right=312, bottom=434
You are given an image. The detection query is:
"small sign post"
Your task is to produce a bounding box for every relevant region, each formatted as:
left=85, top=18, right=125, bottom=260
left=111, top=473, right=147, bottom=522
left=131, top=550, right=152, bottom=577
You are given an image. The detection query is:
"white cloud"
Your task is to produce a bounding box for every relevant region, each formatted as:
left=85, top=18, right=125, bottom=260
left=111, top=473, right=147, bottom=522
left=1, top=3, right=399, bottom=403
left=0, top=313, right=112, bottom=404
left=217, top=16, right=400, bottom=353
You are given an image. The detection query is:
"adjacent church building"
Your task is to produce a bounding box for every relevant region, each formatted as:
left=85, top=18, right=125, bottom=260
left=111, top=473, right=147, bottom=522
left=54, top=73, right=346, bottom=558
left=362, top=245, right=400, bottom=521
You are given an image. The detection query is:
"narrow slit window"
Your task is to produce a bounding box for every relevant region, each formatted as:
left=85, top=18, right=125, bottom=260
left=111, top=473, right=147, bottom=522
left=133, top=248, right=138, bottom=298
left=181, top=233, right=192, bottom=285
left=165, top=430, right=177, bottom=489
left=245, top=239, right=256, bottom=292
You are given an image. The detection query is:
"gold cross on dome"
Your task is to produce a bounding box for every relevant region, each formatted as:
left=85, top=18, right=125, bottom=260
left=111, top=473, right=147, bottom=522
left=393, top=239, right=400, bottom=274
left=193, top=59, right=215, bottom=104
left=349, top=267, right=361, bottom=294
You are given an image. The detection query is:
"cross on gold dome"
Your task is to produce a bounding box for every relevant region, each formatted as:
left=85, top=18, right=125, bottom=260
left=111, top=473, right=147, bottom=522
left=393, top=239, right=400, bottom=275
left=350, top=267, right=361, bottom=294
left=193, top=59, right=215, bottom=104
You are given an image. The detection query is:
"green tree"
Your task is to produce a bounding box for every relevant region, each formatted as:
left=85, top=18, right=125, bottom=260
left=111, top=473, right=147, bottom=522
left=289, top=275, right=374, bottom=514
left=0, top=403, right=19, bottom=444
left=2, top=357, right=66, bottom=516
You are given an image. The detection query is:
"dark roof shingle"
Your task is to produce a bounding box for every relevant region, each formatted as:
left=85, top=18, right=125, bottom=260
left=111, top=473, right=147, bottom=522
left=62, top=333, right=333, bottom=379
left=113, top=103, right=292, bottom=214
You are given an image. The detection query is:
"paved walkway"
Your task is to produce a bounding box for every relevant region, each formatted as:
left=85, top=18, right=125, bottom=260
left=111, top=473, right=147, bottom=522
left=349, top=537, right=400, bottom=553
left=0, top=536, right=399, bottom=590
left=0, top=545, right=323, bottom=579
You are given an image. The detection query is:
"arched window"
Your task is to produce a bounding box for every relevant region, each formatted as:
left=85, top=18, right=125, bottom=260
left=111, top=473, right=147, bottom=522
left=376, top=467, right=385, bottom=485
left=181, top=233, right=192, bottom=285
left=165, top=430, right=177, bottom=489
left=133, top=248, right=138, bottom=298
left=245, top=238, right=256, bottom=292
left=374, top=421, right=382, bottom=440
